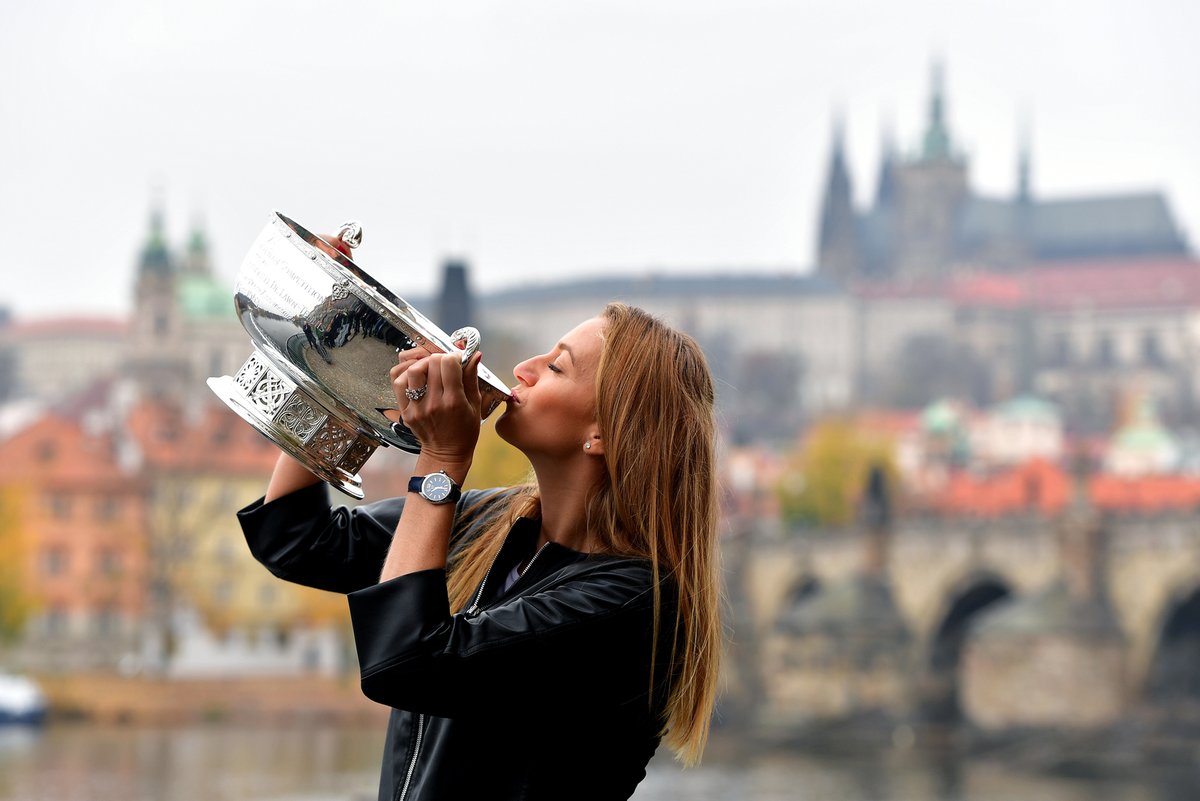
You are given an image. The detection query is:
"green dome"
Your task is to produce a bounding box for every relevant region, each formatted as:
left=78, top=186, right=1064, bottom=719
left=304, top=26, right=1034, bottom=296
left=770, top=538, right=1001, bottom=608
left=992, top=395, right=1060, bottom=424
left=140, top=209, right=172, bottom=276
left=178, top=273, right=233, bottom=320
left=921, top=399, right=961, bottom=434
left=1112, top=396, right=1176, bottom=454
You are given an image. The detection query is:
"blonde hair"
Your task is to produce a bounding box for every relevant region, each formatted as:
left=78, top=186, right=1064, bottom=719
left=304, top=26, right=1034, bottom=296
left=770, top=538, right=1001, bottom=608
left=446, top=303, right=721, bottom=765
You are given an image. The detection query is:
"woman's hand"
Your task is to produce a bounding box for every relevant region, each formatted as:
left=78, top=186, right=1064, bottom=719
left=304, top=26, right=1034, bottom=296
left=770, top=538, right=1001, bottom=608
left=391, top=348, right=484, bottom=471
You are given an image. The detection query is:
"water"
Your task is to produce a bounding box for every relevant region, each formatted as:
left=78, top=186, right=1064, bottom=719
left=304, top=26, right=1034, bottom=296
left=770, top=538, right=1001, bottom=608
left=0, top=725, right=1195, bottom=801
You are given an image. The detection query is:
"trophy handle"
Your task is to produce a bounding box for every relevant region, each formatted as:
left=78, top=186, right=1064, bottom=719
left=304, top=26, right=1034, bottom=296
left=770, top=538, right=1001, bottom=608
left=449, top=327, right=481, bottom=364
left=336, top=220, right=363, bottom=249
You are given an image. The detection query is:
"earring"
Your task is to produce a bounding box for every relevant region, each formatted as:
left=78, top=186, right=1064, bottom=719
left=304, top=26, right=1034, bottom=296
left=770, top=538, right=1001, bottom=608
left=584, top=442, right=592, bottom=450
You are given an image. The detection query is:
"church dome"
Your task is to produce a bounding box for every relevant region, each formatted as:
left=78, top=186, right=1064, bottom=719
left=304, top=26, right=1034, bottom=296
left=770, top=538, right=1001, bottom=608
left=177, top=272, right=233, bottom=320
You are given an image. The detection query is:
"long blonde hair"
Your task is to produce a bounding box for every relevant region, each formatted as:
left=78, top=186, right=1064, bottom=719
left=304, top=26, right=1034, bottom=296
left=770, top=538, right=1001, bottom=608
left=446, top=303, right=721, bottom=765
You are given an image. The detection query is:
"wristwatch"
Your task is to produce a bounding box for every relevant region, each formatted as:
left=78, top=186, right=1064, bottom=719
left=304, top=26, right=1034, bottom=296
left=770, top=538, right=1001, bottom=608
left=408, top=471, right=462, bottom=505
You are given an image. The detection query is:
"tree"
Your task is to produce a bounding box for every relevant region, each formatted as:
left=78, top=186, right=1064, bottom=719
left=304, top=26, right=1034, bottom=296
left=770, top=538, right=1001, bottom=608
left=777, top=418, right=900, bottom=527
left=465, top=424, right=532, bottom=491
left=0, top=487, right=33, bottom=643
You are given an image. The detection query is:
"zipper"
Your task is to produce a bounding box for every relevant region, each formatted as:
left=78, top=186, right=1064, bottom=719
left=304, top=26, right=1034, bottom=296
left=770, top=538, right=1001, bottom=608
left=397, top=712, right=425, bottom=801
left=465, top=541, right=549, bottom=616
left=397, top=541, right=551, bottom=798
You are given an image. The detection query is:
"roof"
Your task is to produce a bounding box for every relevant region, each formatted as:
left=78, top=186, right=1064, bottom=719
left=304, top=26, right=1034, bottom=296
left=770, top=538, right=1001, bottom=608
left=1026, top=258, right=1200, bottom=312
left=178, top=273, right=233, bottom=320
left=948, top=258, right=1200, bottom=312
left=991, top=395, right=1061, bottom=424
left=0, top=317, right=127, bottom=338
left=485, top=271, right=838, bottom=305
left=960, top=192, right=1187, bottom=260
left=1032, top=193, right=1187, bottom=259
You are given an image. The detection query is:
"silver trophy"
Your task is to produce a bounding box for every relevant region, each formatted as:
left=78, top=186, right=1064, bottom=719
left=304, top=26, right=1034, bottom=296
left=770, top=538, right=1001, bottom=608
left=207, top=211, right=512, bottom=498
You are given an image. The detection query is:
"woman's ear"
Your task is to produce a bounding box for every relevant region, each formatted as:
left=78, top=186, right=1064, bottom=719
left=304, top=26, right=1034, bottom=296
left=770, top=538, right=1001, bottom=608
left=584, top=431, right=605, bottom=456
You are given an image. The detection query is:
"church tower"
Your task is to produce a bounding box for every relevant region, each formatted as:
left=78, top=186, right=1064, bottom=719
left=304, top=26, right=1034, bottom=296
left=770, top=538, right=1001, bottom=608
left=127, top=203, right=189, bottom=397
left=816, top=116, right=861, bottom=283
left=437, top=257, right=475, bottom=335
left=891, top=62, right=969, bottom=281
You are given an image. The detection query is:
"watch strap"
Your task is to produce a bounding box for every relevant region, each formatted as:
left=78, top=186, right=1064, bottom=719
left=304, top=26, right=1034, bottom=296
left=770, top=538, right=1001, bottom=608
left=408, top=472, right=462, bottom=504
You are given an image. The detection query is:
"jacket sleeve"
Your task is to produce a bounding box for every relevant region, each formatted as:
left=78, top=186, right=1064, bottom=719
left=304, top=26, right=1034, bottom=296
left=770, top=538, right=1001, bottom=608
left=346, top=560, right=671, bottom=720
left=237, top=483, right=505, bottom=595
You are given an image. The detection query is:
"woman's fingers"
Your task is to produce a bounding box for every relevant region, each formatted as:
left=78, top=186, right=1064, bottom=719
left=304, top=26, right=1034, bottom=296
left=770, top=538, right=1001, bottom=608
left=463, top=352, right=483, bottom=412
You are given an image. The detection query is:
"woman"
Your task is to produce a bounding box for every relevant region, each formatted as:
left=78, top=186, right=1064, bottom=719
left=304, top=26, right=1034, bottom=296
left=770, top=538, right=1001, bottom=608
left=238, top=298, right=721, bottom=801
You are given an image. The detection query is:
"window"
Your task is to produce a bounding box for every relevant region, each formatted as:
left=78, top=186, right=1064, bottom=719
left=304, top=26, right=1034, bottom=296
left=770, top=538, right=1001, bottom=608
left=1142, top=330, right=1164, bottom=366
left=1096, top=333, right=1116, bottom=367
left=96, top=497, right=121, bottom=522
left=96, top=549, right=122, bottom=577
left=93, top=606, right=120, bottom=636
left=1050, top=333, right=1071, bottom=367
left=43, top=607, right=68, bottom=636
left=47, top=493, right=71, bottom=519
left=41, top=547, right=68, bottom=576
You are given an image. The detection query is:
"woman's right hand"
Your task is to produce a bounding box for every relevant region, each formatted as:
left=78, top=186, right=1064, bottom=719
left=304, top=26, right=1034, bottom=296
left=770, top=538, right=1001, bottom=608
left=389, top=348, right=484, bottom=474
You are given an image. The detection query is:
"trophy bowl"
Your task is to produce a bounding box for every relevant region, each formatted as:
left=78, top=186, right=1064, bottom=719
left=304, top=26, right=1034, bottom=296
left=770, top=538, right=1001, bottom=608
left=207, top=211, right=512, bottom=499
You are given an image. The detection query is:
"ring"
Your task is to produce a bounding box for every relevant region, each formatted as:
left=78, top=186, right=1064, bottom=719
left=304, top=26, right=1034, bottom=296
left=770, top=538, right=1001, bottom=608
left=405, top=385, right=428, bottom=402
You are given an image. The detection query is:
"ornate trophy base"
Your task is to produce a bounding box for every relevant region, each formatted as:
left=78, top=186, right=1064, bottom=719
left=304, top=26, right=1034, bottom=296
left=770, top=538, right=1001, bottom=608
left=208, top=348, right=377, bottom=499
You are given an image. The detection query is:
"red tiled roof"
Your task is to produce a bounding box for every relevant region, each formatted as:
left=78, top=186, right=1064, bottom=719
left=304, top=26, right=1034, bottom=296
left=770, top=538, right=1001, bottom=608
left=948, top=258, right=1200, bottom=312
left=2, top=316, right=128, bottom=337
left=1025, top=259, right=1200, bottom=312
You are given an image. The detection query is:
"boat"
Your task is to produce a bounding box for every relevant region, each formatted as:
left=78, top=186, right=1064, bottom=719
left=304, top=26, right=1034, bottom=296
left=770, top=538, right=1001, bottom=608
left=0, top=674, right=47, bottom=725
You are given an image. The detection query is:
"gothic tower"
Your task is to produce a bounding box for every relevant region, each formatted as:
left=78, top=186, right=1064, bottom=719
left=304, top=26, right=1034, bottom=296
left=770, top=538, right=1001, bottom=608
left=816, top=116, right=861, bottom=283
left=891, top=62, right=969, bottom=281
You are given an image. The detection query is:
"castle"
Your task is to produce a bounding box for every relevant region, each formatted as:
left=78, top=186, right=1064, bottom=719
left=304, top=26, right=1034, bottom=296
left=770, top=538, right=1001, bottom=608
left=816, top=64, right=1189, bottom=282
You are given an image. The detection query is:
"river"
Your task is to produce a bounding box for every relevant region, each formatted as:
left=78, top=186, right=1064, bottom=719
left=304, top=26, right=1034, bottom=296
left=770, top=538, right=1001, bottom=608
left=0, top=725, right=1195, bottom=800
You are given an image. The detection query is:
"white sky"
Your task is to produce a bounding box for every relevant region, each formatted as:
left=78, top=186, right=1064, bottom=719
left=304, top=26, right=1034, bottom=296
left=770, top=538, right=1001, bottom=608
left=2, top=0, right=1197, bottom=318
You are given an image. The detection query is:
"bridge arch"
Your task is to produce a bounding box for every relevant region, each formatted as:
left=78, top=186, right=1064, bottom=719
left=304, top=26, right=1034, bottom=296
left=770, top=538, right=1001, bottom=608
left=919, top=571, right=1014, bottom=722
left=1145, top=583, right=1200, bottom=708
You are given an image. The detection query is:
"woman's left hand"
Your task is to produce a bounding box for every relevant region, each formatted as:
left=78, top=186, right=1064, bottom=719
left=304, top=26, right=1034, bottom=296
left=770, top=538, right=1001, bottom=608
left=391, top=348, right=484, bottom=468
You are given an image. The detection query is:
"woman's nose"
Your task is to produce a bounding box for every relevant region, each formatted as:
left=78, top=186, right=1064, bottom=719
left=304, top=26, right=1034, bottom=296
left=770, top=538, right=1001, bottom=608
left=513, top=357, right=537, bottom=386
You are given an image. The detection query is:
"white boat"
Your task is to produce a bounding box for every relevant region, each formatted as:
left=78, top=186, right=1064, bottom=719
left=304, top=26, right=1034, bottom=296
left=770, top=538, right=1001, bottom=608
left=0, top=674, right=47, bottom=725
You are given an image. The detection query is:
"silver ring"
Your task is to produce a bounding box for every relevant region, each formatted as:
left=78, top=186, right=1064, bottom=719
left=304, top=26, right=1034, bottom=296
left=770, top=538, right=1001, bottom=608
left=405, top=385, right=428, bottom=402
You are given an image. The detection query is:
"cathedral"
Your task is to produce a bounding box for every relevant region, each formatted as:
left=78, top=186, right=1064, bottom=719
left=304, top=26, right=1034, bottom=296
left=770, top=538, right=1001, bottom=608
left=816, top=65, right=1190, bottom=283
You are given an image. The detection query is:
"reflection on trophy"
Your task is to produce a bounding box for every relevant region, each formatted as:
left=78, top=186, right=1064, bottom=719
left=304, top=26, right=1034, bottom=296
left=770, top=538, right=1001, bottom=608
left=207, top=212, right=512, bottom=499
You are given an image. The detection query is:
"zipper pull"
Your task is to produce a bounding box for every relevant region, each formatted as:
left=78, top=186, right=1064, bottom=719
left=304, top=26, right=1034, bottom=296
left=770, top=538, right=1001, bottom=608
left=465, top=603, right=480, bottom=618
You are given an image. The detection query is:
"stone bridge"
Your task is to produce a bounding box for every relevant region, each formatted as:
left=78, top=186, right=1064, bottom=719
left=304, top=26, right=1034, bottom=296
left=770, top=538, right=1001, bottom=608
left=726, top=509, right=1200, bottom=734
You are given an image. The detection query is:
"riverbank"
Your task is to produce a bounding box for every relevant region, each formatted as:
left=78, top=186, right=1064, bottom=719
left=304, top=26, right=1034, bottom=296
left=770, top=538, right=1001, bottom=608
left=35, top=673, right=388, bottom=726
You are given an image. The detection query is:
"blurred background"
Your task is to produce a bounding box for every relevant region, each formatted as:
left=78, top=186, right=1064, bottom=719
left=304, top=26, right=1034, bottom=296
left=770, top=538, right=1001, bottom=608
left=2, top=1, right=1199, bottom=799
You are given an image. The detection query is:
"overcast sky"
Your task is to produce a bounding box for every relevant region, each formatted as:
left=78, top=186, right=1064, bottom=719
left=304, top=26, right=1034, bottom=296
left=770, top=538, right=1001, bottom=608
left=2, top=0, right=1197, bottom=319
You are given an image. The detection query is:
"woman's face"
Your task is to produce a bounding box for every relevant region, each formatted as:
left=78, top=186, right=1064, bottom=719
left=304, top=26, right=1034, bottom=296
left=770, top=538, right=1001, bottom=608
left=496, top=316, right=606, bottom=459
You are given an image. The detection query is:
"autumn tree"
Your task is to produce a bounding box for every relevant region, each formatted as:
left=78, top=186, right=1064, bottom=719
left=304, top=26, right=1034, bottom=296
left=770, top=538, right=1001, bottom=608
left=0, top=487, right=32, bottom=643
left=777, top=417, right=900, bottom=527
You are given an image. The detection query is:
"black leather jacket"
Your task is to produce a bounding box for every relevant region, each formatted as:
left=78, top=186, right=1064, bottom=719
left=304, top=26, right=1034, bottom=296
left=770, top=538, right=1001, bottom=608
left=238, top=483, right=675, bottom=801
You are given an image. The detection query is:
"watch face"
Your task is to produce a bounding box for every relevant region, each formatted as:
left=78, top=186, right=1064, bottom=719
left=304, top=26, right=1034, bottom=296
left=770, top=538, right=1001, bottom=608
left=422, top=472, right=453, bottom=503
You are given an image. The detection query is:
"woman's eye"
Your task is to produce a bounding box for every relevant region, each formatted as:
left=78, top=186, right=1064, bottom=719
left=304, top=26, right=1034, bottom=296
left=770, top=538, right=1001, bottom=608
left=547, top=363, right=563, bottom=374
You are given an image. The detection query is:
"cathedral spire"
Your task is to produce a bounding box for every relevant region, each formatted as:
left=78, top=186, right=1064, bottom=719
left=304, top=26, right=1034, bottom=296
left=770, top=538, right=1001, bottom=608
left=876, top=123, right=896, bottom=207
left=921, top=60, right=953, bottom=162
left=1016, top=124, right=1033, bottom=204
left=816, top=112, right=860, bottom=281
